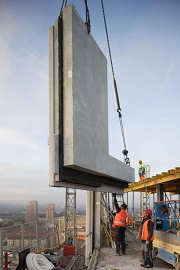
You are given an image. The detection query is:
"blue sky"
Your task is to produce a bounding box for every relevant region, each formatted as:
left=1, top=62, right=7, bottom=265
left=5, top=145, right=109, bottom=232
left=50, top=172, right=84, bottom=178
left=0, top=0, right=179, bottom=204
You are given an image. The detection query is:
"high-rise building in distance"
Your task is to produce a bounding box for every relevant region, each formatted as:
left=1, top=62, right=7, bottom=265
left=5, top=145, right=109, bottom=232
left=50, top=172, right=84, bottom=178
left=46, top=203, right=55, bottom=226
left=25, top=200, right=38, bottom=223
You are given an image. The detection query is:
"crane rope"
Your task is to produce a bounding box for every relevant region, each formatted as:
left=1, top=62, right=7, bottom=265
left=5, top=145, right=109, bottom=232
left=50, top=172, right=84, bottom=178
left=59, top=0, right=68, bottom=18
left=100, top=0, right=130, bottom=165
left=59, top=0, right=91, bottom=34
left=84, top=0, right=91, bottom=34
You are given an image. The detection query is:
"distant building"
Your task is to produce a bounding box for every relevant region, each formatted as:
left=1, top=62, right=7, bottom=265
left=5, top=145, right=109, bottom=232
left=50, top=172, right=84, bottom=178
left=25, top=205, right=29, bottom=223
left=46, top=204, right=55, bottom=226
left=25, top=201, right=38, bottom=223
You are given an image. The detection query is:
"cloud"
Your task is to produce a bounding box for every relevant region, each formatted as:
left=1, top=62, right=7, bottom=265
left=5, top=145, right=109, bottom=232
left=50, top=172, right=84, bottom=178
left=163, top=53, right=176, bottom=91
left=0, top=127, right=38, bottom=150
left=0, top=23, right=11, bottom=94
left=0, top=165, right=63, bottom=201
left=25, top=50, right=41, bottom=65
left=0, top=3, right=24, bottom=96
left=0, top=165, right=86, bottom=204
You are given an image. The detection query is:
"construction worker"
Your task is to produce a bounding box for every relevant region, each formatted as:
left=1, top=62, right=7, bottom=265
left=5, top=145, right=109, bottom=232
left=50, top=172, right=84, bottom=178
left=138, top=160, right=145, bottom=181
left=113, top=200, right=128, bottom=255
left=113, top=193, right=131, bottom=225
left=112, top=193, right=121, bottom=213
left=137, top=209, right=154, bottom=268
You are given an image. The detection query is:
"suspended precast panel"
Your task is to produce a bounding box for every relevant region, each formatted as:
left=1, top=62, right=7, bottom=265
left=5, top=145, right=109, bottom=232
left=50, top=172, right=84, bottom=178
left=49, top=5, right=135, bottom=191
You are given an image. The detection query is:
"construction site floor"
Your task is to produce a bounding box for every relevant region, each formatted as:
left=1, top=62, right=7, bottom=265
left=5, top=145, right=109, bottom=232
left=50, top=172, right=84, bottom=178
left=95, top=232, right=174, bottom=270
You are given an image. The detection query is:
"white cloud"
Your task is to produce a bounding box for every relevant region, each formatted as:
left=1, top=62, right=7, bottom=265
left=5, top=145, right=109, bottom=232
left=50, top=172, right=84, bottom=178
left=25, top=50, right=41, bottom=65
left=0, top=127, right=38, bottom=150
left=0, top=165, right=86, bottom=204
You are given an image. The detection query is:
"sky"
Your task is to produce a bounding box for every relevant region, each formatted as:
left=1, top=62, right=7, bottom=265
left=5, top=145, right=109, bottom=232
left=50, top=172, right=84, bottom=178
left=0, top=0, right=180, bottom=206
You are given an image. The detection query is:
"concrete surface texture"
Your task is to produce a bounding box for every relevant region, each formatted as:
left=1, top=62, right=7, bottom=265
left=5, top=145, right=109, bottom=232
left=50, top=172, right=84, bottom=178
left=95, top=233, right=174, bottom=270
left=63, top=5, right=134, bottom=183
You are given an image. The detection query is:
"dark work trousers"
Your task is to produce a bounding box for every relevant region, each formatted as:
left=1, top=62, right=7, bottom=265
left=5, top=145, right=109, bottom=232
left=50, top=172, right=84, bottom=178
left=141, top=240, right=153, bottom=267
left=115, top=226, right=126, bottom=254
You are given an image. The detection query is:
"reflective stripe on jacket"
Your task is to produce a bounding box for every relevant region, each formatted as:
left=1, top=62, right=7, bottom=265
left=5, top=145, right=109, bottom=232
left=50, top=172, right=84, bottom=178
left=113, top=210, right=127, bottom=227
left=126, top=215, right=131, bottom=225
left=141, top=219, right=154, bottom=241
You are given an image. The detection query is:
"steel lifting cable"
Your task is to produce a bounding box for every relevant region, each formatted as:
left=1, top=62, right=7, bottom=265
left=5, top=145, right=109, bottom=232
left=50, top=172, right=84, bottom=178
left=59, top=0, right=68, bottom=18
left=59, top=0, right=91, bottom=34
left=100, top=0, right=130, bottom=165
left=84, top=0, right=91, bottom=34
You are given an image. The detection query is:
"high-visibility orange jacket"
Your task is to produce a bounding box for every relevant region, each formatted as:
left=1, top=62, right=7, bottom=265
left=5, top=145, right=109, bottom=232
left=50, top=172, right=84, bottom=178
left=113, top=210, right=127, bottom=227
left=126, top=215, right=131, bottom=226
left=141, top=219, right=154, bottom=241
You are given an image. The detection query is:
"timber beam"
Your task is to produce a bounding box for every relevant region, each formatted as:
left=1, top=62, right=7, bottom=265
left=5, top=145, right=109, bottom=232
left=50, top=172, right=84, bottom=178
left=124, top=167, right=180, bottom=194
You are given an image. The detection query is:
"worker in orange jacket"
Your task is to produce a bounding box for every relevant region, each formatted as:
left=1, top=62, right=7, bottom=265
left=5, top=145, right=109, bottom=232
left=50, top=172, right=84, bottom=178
left=137, top=209, right=154, bottom=268
left=111, top=211, right=131, bottom=241
left=113, top=201, right=128, bottom=255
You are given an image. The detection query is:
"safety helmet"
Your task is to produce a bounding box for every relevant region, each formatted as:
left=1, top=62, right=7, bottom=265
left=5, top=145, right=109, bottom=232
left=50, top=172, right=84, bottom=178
left=144, top=209, right=152, bottom=216
left=138, top=160, right=142, bottom=163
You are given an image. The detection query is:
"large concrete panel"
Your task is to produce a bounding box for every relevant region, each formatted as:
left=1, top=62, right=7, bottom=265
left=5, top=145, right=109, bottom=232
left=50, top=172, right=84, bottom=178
left=63, top=5, right=134, bottom=182
left=48, top=5, right=135, bottom=191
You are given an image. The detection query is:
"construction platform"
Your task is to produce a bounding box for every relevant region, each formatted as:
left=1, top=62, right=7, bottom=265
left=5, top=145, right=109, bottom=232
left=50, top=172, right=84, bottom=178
left=124, top=167, right=180, bottom=194
left=122, top=167, right=180, bottom=270
left=95, top=231, right=174, bottom=270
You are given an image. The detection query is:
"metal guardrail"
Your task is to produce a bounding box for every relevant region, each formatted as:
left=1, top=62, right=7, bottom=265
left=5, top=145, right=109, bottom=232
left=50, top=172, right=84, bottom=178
left=0, top=220, right=65, bottom=270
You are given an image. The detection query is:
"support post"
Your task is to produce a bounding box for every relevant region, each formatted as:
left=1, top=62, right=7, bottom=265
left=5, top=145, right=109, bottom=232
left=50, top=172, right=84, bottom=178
left=156, top=184, right=164, bottom=201
left=85, top=191, right=94, bottom=266
left=0, top=230, right=3, bottom=270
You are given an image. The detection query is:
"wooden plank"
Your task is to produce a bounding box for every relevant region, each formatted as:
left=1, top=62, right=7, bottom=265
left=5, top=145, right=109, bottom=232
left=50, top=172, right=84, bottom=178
left=153, top=239, right=180, bottom=254
left=154, top=230, right=180, bottom=246
left=124, top=170, right=180, bottom=192
left=161, top=172, right=168, bottom=177
left=155, top=174, right=161, bottom=179
left=175, top=167, right=180, bottom=172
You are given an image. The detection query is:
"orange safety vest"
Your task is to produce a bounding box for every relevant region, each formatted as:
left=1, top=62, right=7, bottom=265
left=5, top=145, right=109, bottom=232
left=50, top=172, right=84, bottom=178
left=113, top=210, right=127, bottom=227
left=141, top=219, right=154, bottom=241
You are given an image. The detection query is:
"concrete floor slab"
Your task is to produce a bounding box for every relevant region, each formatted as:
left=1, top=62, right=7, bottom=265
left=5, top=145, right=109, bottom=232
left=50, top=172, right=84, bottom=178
left=95, top=234, right=174, bottom=270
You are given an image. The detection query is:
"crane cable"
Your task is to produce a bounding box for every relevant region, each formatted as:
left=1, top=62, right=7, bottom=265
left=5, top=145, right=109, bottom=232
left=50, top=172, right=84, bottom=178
left=59, top=0, right=68, bottom=18
left=84, top=0, right=91, bottom=34
left=59, top=0, right=91, bottom=34
left=100, top=0, right=130, bottom=166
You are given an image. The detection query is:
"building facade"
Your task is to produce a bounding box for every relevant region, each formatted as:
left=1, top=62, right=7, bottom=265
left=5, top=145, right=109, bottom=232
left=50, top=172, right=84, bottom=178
left=25, top=201, right=38, bottom=223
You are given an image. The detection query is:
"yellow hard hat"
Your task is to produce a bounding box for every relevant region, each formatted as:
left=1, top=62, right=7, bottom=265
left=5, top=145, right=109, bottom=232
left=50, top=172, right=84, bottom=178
left=138, top=160, right=142, bottom=163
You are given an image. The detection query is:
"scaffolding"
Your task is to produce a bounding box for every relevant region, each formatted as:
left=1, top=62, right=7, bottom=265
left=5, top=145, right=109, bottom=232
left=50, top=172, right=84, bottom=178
left=124, top=167, right=180, bottom=270
left=65, top=188, right=77, bottom=247
left=140, top=165, right=150, bottom=216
